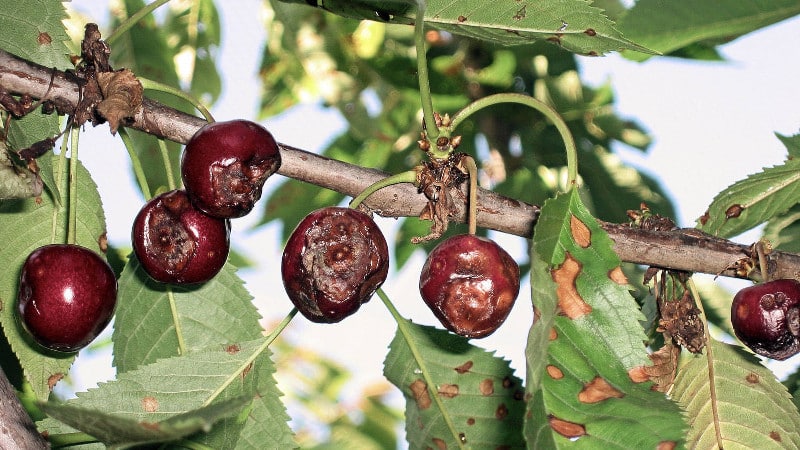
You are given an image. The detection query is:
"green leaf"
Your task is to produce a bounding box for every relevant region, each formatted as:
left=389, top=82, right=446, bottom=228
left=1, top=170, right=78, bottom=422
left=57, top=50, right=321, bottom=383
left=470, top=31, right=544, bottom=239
left=112, top=256, right=264, bottom=373
left=524, top=190, right=685, bottom=447
left=0, top=0, right=72, bottom=69
left=0, top=143, right=42, bottom=199
left=697, top=159, right=800, bottom=238
left=672, top=340, right=800, bottom=449
left=384, top=321, right=526, bottom=449
left=776, top=132, right=800, bottom=160
left=0, top=155, right=106, bottom=400
left=39, top=338, right=295, bottom=449
left=40, top=396, right=249, bottom=450
left=619, top=0, right=800, bottom=61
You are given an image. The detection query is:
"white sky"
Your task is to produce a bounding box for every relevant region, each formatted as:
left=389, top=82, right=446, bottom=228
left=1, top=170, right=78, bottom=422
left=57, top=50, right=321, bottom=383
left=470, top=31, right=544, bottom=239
left=64, top=0, right=800, bottom=422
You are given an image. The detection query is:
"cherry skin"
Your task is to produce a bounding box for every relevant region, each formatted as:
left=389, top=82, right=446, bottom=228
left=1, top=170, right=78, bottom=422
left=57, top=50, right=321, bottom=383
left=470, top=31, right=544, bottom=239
left=731, top=278, right=800, bottom=360
left=132, top=189, right=230, bottom=284
left=17, top=244, right=117, bottom=353
left=419, top=234, right=520, bottom=339
left=281, top=207, right=389, bottom=323
left=181, top=119, right=281, bottom=219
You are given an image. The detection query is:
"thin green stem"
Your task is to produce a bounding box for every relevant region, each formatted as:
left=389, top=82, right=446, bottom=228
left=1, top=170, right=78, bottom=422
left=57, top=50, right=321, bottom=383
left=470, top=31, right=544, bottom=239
left=414, top=0, right=438, bottom=139
left=51, top=133, right=70, bottom=244
left=450, top=93, right=579, bottom=188
left=202, top=308, right=298, bottom=407
left=105, top=0, right=174, bottom=46
left=463, top=155, right=478, bottom=235
left=67, top=126, right=79, bottom=245
left=119, top=128, right=152, bottom=200
left=376, top=288, right=465, bottom=449
left=167, top=288, right=187, bottom=356
left=158, top=138, right=178, bottom=191
left=48, top=431, right=98, bottom=448
left=349, top=170, right=418, bottom=209
left=140, top=77, right=215, bottom=123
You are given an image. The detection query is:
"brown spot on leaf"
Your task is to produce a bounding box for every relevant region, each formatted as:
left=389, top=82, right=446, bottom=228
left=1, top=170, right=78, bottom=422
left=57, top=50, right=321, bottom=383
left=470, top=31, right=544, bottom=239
left=628, top=366, right=650, bottom=383
left=570, top=215, right=591, bottom=248
left=467, top=417, right=475, bottom=425
left=480, top=378, right=494, bottom=396
left=584, top=28, right=597, bottom=36
left=96, top=69, right=143, bottom=134
left=578, top=376, right=624, bottom=403
left=38, top=32, right=52, bottom=45
left=746, top=372, right=759, bottom=384
left=699, top=210, right=710, bottom=225
left=139, top=421, right=160, bottom=430
left=770, top=431, right=782, bottom=442
left=410, top=379, right=432, bottom=409
left=438, top=384, right=459, bottom=398
left=635, top=343, right=680, bottom=392
left=546, top=365, right=564, bottom=380
left=657, top=441, right=677, bottom=450
left=496, top=403, right=509, bottom=419
left=141, top=396, right=159, bottom=413
left=48, top=373, right=64, bottom=391
left=548, top=415, right=587, bottom=439
left=552, top=253, right=592, bottom=319
left=586, top=51, right=599, bottom=57
left=432, top=437, right=447, bottom=449
left=502, top=376, right=514, bottom=389
left=549, top=327, right=558, bottom=340
left=226, top=344, right=241, bottom=354
left=725, top=204, right=744, bottom=219
left=454, top=361, right=473, bottom=374
left=458, top=15, right=467, bottom=22
left=242, top=362, right=253, bottom=379
left=608, top=266, right=628, bottom=285
left=98, top=232, right=108, bottom=253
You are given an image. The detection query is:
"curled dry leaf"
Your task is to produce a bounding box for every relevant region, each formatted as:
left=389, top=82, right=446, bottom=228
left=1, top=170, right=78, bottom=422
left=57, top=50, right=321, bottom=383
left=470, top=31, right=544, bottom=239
left=96, top=69, right=143, bottom=134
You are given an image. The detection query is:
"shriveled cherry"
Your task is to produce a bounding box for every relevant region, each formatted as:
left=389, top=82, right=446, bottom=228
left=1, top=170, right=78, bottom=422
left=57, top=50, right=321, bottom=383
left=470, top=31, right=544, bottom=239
left=132, top=189, right=230, bottom=284
left=17, top=244, right=117, bottom=352
left=181, top=119, right=281, bottom=218
left=281, top=207, right=389, bottom=323
left=731, top=278, right=800, bottom=360
left=420, top=234, right=520, bottom=338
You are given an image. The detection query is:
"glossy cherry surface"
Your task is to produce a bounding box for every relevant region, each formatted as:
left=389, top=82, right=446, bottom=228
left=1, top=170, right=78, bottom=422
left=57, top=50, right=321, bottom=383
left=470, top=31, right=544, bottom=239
left=731, top=278, right=800, bottom=360
left=282, top=207, right=389, bottom=323
left=419, top=234, right=520, bottom=339
left=132, top=189, right=230, bottom=284
left=181, top=119, right=281, bottom=218
left=17, top=244, right=117, bottom=352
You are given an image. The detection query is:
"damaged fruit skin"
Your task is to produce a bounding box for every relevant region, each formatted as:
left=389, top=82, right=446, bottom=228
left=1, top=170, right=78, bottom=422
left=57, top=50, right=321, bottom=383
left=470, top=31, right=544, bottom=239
left=132, top=189, right=230, bottom=284
left=18, top=244, right=117, bottom=353
left=181, top=119, right=281, bottom=219
left=731, top=279, right=800, bottom=360
left=281, top=207, right=389, bottom=323
left=420, top=234, right=520, bottom=338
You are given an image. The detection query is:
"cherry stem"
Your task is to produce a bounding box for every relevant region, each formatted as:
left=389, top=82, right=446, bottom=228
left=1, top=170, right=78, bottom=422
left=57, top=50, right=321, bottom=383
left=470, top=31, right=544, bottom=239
left=376, top=288, right=465, bottom=448
left=158, top=138, right=178, bottom=191
left=51, top=132, right=70, bottom=244
left=118, top=128, right=152, bottom=200
left=349, top=170, right=418, bottom=209
left=167, top=288, right=186, bottom=356
left=755, top=241, right=770, bottom=282
left=464, top=155, right=478, bottom=235
left=450, top=93, right=579, bottom=188
left=105, top=0, right=173, bottom=46
left=414, top=0, right=439, bottom=140
left=139, top=77, right=215, bottom=123
left=67, top=126, right=79, bottom=245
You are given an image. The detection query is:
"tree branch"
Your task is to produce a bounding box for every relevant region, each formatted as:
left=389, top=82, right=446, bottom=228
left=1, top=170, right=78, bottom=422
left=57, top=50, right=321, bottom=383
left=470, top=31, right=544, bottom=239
left=0, top=365, right=48, bottom=449
left=2, top=48, right=797, bottom=282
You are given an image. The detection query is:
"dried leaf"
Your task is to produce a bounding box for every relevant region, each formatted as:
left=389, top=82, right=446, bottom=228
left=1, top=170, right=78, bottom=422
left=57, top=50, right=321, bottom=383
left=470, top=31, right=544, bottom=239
left=96, top=69, right=143, bottom=134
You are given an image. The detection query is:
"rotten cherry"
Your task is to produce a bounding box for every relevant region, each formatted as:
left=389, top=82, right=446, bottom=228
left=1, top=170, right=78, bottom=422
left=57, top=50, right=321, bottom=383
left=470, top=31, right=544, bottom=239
left=419, top=234, right=520, bottom=339
left=731, top=278, right=800, bottom=360
left=181, top=119, right=281, bottom=218
left=17, top=244, right=117, bottom=352
left=132, top=189, right=230, bottom=284
left=281, top=206, right=389, bottom=323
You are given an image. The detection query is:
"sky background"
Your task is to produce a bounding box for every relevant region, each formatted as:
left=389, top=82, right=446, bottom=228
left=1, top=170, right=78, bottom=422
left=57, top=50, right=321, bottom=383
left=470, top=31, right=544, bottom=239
left=65, top=0, right=800, bottom=425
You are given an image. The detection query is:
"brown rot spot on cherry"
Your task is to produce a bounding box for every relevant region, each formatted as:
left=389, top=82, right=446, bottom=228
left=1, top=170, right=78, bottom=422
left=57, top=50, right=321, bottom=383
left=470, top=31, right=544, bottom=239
left=731, top=279, right=800, bottom=360
left=419, top=234, right=520, bottom=338
left=282, top=207, right=389, bottom=323
left=132, top=189, right=230, bottom=284
left=182, top=119, right=281, bottom=219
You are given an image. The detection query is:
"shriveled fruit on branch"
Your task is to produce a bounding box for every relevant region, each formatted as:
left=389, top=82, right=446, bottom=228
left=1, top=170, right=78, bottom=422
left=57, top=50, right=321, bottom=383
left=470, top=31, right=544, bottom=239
left=132, top=189, right=230, bottom=284
left=731, top=278, right=800, bottom=360
left=282, top=207, right=389, bottom=323
left=181, top=119, right=281, bottom=218
left=17, top=244, right=117, bottom=352
left=420, top=234, right=520, bottom=338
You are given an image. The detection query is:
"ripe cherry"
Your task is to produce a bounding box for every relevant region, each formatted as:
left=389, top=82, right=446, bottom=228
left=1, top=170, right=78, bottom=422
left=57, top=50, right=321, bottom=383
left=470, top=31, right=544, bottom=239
left=419, top=234, right=520, bottom=338
left=281, top=207, right=389, bottom=323
left=731, top=278, right=800, bottom=360
left=132, top=189, right=230, bottom=284
left=181, top=119, right=281, bottom=219
left=17, top=244, right=117, bottom=353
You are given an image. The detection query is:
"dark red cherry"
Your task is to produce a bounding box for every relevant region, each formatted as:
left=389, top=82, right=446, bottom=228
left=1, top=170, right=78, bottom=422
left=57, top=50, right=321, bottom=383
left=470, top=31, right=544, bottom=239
left=181, top=119, right=281, bottom=218
left=731, top=279, right=800, bottom=360
left=419, top=234, right=520, bottom=338
left=281, top=207, right=389, bottom=323
left=17, top=244, right=117, bottom=352
left=132, top=189, right=230, bottom=284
